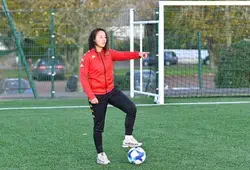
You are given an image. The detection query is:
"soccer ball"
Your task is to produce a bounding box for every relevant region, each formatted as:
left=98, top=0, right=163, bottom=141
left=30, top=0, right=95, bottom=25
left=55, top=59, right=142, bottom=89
left=127, top=147, right=146, bottom=165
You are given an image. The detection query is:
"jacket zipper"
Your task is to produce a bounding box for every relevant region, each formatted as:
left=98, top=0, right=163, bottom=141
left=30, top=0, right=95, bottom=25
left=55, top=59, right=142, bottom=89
left=99, top=53, right=108, bottom=93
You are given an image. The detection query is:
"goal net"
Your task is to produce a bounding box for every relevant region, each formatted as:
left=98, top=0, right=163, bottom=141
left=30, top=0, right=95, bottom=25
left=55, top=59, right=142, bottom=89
left=156, top=1, right=250, bottom=102
left=129, top=8, right=163, bottom=104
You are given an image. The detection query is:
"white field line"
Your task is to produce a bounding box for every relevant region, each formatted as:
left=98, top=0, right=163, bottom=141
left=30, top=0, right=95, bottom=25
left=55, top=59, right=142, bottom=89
left=1, top=101, right=250, bottom=111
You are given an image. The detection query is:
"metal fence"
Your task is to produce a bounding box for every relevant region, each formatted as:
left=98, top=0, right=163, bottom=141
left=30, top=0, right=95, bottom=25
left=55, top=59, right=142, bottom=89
left=0, top=7, right=157, bottom=99
left=163, top=6, right=250, bottom=97
left=1, top=5, right=250, bottom=100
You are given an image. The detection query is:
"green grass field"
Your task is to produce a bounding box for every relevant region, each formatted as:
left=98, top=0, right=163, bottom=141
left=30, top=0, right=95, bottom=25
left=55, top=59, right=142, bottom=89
left=0, top=98, right=250, bottom=170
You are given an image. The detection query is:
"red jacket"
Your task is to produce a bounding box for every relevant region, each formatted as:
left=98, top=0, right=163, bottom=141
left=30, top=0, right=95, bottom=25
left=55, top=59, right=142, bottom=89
left=79, top=48, right=140, bottom=100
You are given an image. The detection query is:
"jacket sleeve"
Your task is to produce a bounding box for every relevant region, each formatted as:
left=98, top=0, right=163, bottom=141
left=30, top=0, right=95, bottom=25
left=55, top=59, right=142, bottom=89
left=110, top=50, right=140, bottom=61
left=79, top=56, right=95, bottom=100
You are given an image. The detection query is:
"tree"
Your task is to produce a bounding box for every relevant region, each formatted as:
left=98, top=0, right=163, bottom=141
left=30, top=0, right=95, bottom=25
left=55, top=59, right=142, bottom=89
left=2, top=0, right=159, bottom=72
left=216, top=40, right=250, bottom=88
left=164, top=5, right=250, bottom=68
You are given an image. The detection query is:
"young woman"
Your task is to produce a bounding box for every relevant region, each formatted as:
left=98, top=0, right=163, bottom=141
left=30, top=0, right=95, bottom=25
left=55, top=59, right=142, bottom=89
left=79, top=28, right=149, bottom=165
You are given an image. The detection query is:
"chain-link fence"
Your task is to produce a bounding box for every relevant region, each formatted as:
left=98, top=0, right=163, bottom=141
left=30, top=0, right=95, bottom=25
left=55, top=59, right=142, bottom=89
left=164, top=6, right=250, bottom=97
left=0, top=6, right=158, bottom=99
left=1, top=5, right=250, bottom=99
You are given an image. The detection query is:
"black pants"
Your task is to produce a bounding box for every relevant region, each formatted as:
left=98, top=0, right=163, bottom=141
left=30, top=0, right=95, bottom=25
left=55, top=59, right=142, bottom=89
left=89, top=88, right=137, bottom=154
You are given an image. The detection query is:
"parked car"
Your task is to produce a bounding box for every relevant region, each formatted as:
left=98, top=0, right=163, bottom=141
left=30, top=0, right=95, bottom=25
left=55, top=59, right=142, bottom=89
left=164, top=51, right=178, bottom=66
left=143, top=51, right=178, bottom=66
left=0, top=78, right=32, bottom=94
left=125, top=69, right=156, bottom=92
left=32, top=58, right=65, bottom=81
left=142, top=55, right=157, bottom=66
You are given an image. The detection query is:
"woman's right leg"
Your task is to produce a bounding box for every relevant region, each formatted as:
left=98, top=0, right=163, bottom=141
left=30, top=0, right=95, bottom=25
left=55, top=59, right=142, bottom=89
left=89, top=96, right=108, bottom=154
left=107, top=88, right=142, bottom=148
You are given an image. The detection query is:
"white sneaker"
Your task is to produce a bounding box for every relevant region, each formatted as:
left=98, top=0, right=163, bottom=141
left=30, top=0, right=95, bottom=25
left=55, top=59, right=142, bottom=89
left=97, top=152, right=110, bottom=165
left=122, top=136, right=142, bottom=148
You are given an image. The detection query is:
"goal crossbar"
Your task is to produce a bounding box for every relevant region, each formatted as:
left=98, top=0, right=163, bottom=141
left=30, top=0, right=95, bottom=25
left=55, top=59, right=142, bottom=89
left=159, top=1, right=250, bottom=6
left=133, top=20, right=159, bottom=25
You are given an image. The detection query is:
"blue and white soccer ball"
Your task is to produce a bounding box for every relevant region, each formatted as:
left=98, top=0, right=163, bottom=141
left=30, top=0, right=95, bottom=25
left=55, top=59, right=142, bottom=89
left=127, top=147, right=146, bottom=165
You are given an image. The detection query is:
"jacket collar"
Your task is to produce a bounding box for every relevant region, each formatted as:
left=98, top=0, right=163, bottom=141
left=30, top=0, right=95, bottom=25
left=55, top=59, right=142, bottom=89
left=90, top=48, right=109, bottom=56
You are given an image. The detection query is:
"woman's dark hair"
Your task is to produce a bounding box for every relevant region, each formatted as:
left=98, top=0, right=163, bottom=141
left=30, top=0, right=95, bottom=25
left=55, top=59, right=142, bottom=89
left=88, top=28, right=109, bottom=52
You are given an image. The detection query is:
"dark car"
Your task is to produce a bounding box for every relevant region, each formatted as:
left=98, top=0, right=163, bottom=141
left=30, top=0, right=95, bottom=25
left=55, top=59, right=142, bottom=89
left=0, top=78, right=32, bottom=94
left=143, top=51, right=178, bottom=66
left=164, top=51, right=178, bottom=66
left=125, top=70, right=156, bottom=92
left=142, top=55, right=157, bottom=66
left=32, top=58, right=65, bottom=81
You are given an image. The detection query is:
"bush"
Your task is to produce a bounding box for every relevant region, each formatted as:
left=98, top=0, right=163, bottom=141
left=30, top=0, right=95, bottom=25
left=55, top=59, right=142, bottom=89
left=215, top=40, right=250, bottom=88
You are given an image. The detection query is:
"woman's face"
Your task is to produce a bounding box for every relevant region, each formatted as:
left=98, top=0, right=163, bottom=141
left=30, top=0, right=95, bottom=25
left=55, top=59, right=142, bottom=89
left=95, top=31, right=107, bottom=49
